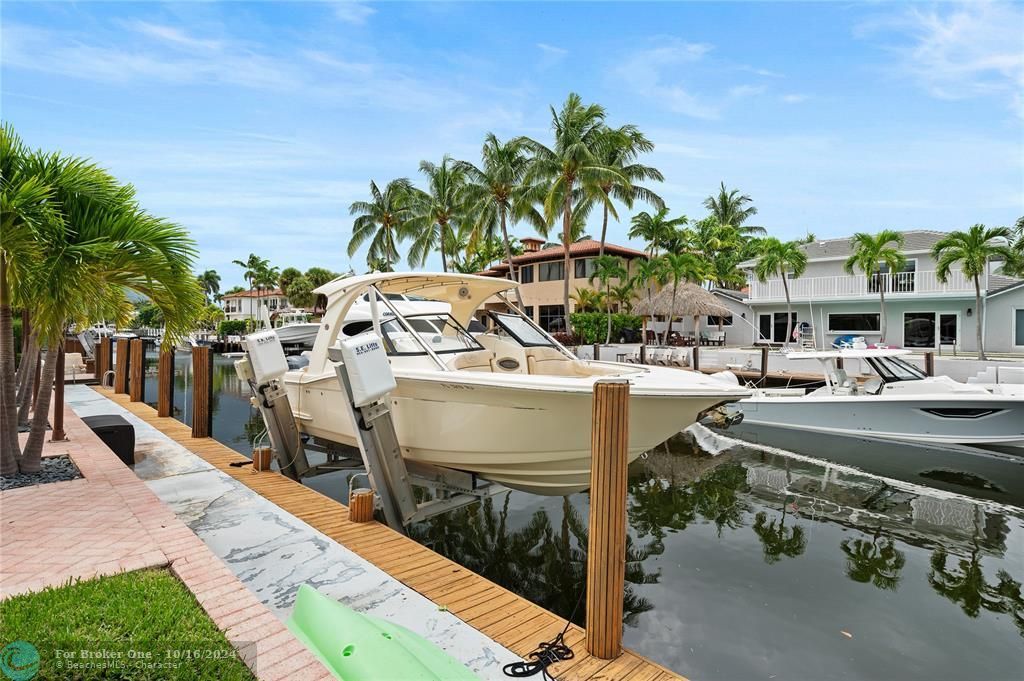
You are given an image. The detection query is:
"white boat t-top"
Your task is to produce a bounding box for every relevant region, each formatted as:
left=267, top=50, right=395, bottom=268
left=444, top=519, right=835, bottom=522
left=283, top=272, right=751, bottom=496
left=717, top=348, right=1024, bottom=449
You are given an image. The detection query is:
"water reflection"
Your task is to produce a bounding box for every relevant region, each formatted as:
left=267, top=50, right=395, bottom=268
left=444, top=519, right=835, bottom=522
left=840, top=528, right=906, bottom=591
left=929, top=542, right=1024, bottom=637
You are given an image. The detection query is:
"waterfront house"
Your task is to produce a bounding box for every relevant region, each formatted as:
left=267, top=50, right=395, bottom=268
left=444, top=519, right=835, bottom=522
left=222, top=288, right=290, bottom=322
left=740, top=230, right=1024, bottom=353
left=478, top=238, right=648, bottom=331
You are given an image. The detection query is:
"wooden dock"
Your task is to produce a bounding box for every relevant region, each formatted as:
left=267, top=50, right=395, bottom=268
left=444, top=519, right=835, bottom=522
left=95, top=387, right=684, bottom=681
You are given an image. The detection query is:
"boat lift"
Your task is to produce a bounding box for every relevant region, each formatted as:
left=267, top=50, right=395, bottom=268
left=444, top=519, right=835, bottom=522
left=235, top=330, right=503, bottom=533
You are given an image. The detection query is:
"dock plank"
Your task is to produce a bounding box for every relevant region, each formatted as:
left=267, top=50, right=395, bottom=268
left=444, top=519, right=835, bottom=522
left=94, top=387, right=686, bottom=681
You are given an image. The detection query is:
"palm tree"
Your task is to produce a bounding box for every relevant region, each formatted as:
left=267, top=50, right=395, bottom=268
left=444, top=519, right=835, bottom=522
left=752, top=509, right=807, bottom=564
left=594, top=125, right=664, bottom=256
left=277, top=266, right=302, bottom=296
left=840, top=528, right=906, bottom=591
left=609, top=281, right=636, bottom=314
left=231, top=253, right=268, bottom=295
left=754, top=238, right=808, bottom=348
left=843, top=230, right=906, bottom=343
left=525, top=93, right=624, bottom=333
left=588, top=255, right=629, bottom=344
left=2, top=126, right=202, bottom=473
left=347, top=179, right=416, bottom=271
left=407, top=156, right=469, bottom=272
left=632, top=256, right=668, bottom=344
left=662, top=252, right=706, bottom=342
left=457, top=134, right=545, bottom=280
left=1000, top=216, right=1024, bottom=277
left=570, top=288, right=604, bottom=313
left=628, top=209, right=687, bottom=257
left=703, top=182, right=764, bottom=235
left=932, top=224, right=1012, bottom=360
left=196, top=269, right=221, bottom=303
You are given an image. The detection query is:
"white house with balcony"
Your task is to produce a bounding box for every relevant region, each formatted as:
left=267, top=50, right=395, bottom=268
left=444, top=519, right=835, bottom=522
left=221, top=288, right=289, bottom=322
left=741, top=230, right=1024, bottom=353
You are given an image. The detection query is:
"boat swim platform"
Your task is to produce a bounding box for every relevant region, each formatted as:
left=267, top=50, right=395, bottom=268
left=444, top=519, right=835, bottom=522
left=93, top=386, right=683, bottom=681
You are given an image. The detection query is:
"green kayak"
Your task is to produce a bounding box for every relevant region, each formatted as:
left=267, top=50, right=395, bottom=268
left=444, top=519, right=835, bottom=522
left=286, top=584, right=479, bottom=680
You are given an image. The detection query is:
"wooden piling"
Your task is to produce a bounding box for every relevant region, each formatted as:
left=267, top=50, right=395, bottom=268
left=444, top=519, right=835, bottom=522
left=157, top=349, right=175, bottom=417
left=836, top=357, right=844, bottom=371
left=924, top=351, right=935, bottom=376
left=114, top=338, right=130, bottom=394
left=96, top=337, right=111, bottom=385
left=692, top=345, right=700, bottom=372
left=252, top=446, right=272, bottom=471
left=349, top=488, right=375, bottom=523
left=593, top=343, right=600, bottom=361
left=129, top=338, right=145, bottom=402
left=639, top=344, right=646, bottom=364
left=759, top=346, right=769, bottom=381
left=585, top=379, right=629, bottom=660
left=191, top=345, right=213, bottom=438
left=51, top=347, right=66, bottom=442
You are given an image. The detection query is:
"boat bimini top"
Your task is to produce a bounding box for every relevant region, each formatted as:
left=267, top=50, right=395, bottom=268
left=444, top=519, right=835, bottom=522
left=308, top=272, right=526, bottom=374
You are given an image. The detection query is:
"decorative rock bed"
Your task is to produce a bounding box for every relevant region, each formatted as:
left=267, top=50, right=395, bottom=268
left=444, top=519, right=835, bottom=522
left=0, top=455, right=83, bottom=491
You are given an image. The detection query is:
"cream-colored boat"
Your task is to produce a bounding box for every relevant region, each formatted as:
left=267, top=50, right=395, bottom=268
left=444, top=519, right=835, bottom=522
left=284, top=272, right=751, bottom=496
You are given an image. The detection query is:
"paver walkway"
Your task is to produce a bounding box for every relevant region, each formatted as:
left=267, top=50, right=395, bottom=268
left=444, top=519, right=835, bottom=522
left=0, top=398, right=331, bottom=681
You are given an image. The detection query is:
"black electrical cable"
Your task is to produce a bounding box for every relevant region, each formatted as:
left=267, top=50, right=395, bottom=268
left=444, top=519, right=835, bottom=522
left=502, top=586, right=585, bottom=680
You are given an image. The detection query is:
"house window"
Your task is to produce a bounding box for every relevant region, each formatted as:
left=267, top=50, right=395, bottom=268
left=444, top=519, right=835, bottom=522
left=828, top=313, right=881, bottom=332
left=904, top=312, right=935, bottom=348
left=707, top=315, right=733, bottom=327
left=574, top=258, right=596, bottom=279
left=870, top=261, right=917, bottom=293
left=519, top=265, right=534, bottom=284
left=523, top=306, right=534, bottom=321
left=539, top=305, right=565, bottom=332
left=538, top=261, right=565, bottom=282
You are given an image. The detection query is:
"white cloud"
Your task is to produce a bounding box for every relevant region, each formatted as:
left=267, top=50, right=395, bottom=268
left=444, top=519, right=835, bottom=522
left=332, top=1, right=376, bottom=25
left=536, top=43, right=567, bottom=57
left=129, top=21, right=223, bottom=51
left=781, top=94, right=809, bottom=104
left=859, top=1, right=1024, bottom=117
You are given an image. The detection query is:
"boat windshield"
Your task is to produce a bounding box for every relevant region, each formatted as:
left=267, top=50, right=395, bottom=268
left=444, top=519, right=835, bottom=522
left=378, top=313, right=483, bottom=356
left=489, top=312, right=556, bottom=348
left=867, top=356, right=927, bottom=382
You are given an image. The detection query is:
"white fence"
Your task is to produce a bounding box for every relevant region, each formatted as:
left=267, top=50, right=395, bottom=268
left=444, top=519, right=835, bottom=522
left=750, top=270, right=974, bottom=302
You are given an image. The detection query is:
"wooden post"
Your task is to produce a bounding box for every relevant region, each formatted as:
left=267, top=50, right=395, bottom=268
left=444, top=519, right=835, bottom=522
left=95, top=337, right=109, bottom=385
left=129, top=338, right=145, bottom=402
left=157, top=349, right=175, bottom=417
left=924, top=351, right=934, bottom=377
left=760, top=346, right=769, bottom=381
left=191, top=345, right=213, bottom=438
left=51, top=347, right=66, bottom=442
left=639, top=344, right=646, bottom=364
left=585, top=379, right=629, bottom=660
left=836, top=357, right=844, bottom=371
left=349, top=488, right=375, bottom=523
left=692, top=345, right=700, bottom=372
left=114, top=338, right=130, bottom=394
left=593, top=343, right=600, bottom=361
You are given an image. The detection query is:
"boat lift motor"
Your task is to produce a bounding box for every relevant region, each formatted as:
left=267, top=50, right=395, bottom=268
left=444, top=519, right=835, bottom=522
left=329, top=332, right=504, bottom=533
left=234, top=331, right=310, bottom=481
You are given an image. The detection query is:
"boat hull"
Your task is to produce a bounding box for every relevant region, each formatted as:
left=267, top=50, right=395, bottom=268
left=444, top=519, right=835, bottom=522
left=734, top=395, right=1024, bottom=448
left=274, top=323, right=320, bottom=347
left=291, top=370, right=740, bottom=496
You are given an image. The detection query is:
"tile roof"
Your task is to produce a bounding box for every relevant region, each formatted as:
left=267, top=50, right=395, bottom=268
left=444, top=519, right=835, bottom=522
left=480, top=239, right=647, bottom=275
left=989, top=275, right=1023, bottom=295
left=221, top=288, right=285, bottom=298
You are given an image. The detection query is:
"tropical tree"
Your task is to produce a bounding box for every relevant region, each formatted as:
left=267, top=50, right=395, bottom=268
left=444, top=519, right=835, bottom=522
left=662, top=252, right=706, bottom=342
left=457, top=134, right=545, bottom=280
left=231, top=253, right=268, bottom=295
left=594, top=125, right=664, bottom=256
left=628, top=208, right=687, bottom=257
left=407, top=156, right=469, bottom=271
left=286, top=275, right=316, bottom=310
left=304, top=267, right=339, bottom=312
left=587, top=255, right=629, bottom=344
left=196, top=269, right=221, bottom=303
left=1, top=125, right=202, bottom=473
left=570, top=288, right=604, bottom=313
left=703, top=182, right=764, bottom=235
left=525, top=93, right=624, bottom=333
left=932, top=224, right=1012, bottom=360
left=277, top=266, right=302, bottom=296
left=347, top=179, right=416, bottom=271
left=632, top=256, right=668, bottom=344
left=843, top=230, right=907, bottom=343
left=754, top=238, right=808, bottom=348
left=1000, top=216, right=1024, bottom=277
left=609, top=281, right=636, bottom=314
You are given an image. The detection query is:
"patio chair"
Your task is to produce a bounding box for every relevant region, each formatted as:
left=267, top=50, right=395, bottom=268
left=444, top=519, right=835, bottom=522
left=65, top=352, right=87, bottom=382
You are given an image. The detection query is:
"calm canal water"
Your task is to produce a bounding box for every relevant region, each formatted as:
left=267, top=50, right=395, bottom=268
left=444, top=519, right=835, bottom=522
left=147, top=351, right=1024, bottom=680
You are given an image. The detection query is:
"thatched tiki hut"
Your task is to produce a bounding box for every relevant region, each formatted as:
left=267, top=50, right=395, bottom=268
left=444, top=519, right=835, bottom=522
left=633, top=283, right=731, bottom=344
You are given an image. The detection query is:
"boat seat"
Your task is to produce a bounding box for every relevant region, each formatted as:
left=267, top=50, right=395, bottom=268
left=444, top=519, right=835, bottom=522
left=446, top=349, right=495, bottom=373
left=863, top=377, right=883, bottom=395
left=524, top=347, right=623, bottom=377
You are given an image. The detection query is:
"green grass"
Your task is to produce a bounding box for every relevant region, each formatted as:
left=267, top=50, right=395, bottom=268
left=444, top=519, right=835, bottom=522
left=0, top=569, right=255, bottom=680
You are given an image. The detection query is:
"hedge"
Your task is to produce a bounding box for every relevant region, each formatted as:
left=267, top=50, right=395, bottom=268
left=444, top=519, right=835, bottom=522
left=568, top=312, right=642, bottom=344
left=217, top=319, right=248, bottom=337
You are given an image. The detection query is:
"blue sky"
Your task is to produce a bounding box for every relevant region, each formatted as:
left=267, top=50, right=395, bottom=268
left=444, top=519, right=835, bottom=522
left=3, top=1, right=1022, bottom=288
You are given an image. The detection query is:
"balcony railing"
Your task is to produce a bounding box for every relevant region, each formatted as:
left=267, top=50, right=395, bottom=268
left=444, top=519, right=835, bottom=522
left=749, top=269, right=974, bottom=301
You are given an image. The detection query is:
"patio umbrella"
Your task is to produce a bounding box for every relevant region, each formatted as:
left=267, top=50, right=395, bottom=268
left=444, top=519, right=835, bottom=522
left=633, top=283, right=731, bottom=343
